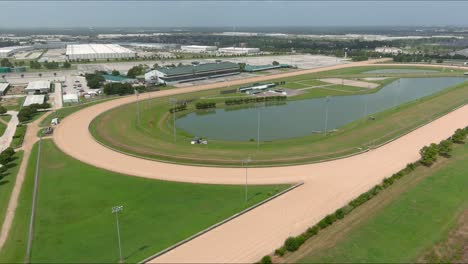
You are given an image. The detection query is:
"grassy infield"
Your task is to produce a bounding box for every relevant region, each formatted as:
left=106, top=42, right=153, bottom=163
left=0, top=140, right=287, bottom=263
left=91, top=66, right=468, bottom=166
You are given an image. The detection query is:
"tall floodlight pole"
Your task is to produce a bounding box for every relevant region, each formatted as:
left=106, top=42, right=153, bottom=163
left=135, top=89, right=141, bottom=127
left=112, top=205, right=124, bottom=263
left=324, top=96, right=331, bottom=134
left=242, top=157, right=252, bottom=203
left=170, top=98, right=177, bottom=142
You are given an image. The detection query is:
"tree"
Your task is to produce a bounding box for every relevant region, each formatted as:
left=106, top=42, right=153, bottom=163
left=112, top=69, right=120, bottom=76
left=451, top=128, right=467, bottom=144
left=29, top=60, right=42, bottom=69
left=153, top=63, right=159, bottom=69
left=85, top=73, right=105, bottom=89
left=272, top=61, right=279, bottom=65
left=438, top=139, right=453, bottom=157
left=0, top=58, right=13, bottom=68
left=0, top=106, right=7, bottom=115
left=62, top=61, right=71, bottom=68
left=419, top=143, right=439, bottom=166
left=126, top=65, right=144, bottom=78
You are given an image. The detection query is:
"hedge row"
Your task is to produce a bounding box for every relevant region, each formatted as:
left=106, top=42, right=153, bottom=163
left=225, top=96, right=287, bottom=106
left=260, top=126, right=468, bottom=262
left=195, top=101, right=216, bottom=110
left=420, top=127, right=467, bottom=166
left=168, top=104, right=187, bottom=113
left=0, top=147, right=16, bottom=176
left=11, top=125, right=26, bottom=148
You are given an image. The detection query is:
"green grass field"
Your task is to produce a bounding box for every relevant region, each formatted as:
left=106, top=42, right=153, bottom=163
left=0, top=140, right=287, bottom=263
left=0, top=151, right=24, bottom=229
left=0, top=121, right=7, bottom=138
left=91, top=72, right=468, bottom=166
left=295, top=142, right=468, bottom=263
left=0, top=114, right=12, bottom=123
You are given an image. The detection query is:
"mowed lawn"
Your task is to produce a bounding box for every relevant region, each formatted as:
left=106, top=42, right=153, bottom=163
left=0, top=140, right=287, bottom=263
left=297, top=142, right=468, bottom=263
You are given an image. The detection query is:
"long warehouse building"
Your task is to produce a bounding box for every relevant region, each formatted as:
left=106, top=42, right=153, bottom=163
left=66, top=44, right=136, bottom=60
left=145, top=62, right=240, bottom=84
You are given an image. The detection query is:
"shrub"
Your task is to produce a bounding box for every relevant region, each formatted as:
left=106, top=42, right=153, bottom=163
left=274, top=247, right=286, bottom=256
left=195, top=101, right=216, bottom=110
left=335, top=208, right=345, bottom=219
left=451, top=128, right=466, bottom=144
left=284, top=236, right=304, bottom=252
left=0, top=106, right=7, bottom=115
left=438, top=139, right=453, bottom=157
left=260, top=255, right=272, bottom=264
left=419, top=143, right=439, bottom=166
left=305, top=225, right=319, bottom=238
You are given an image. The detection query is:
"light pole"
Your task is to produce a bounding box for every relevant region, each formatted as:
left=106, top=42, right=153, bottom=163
left=135, top=89, right=141, bottom=127
left=242, top=157, right=251, bottom=203
left=112, top=205, right=124, bottom=263
left=324, top=96, right=331, bottom=134
left=170, top=98, right=177, bottom=142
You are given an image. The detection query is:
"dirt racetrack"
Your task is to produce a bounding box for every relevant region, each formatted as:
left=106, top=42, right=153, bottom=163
left=52, top=61, right=468, bottom=263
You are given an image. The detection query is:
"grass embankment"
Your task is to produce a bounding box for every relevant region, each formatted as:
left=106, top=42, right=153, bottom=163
left=0, top=122, right=6, bottom=138
left=91, top=76, right=468, bottom=166
left=284, top=142, right=468, bottom=263
left=0, top=139, right=287, bottom=263
left=11, top=125, right=26, bottom=149
left=0, top=151, right=24, bottom=229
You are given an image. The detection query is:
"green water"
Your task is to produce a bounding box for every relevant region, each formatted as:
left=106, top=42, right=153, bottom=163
left=176, top=77, right=466, bottom=141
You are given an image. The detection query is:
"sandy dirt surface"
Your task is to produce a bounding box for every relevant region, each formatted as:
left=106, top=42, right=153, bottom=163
left=0, top=112, right=50, bottom=250
left=48, top=60, right=468, bottom=263
left=319, top=78, right=379, bottom=89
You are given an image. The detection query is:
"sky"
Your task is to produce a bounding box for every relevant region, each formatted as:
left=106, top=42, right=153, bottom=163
left=1, top=1, right=468, bottom=28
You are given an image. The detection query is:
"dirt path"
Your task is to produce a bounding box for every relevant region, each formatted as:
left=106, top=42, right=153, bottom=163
left=0, top=112, right=50, bottom=251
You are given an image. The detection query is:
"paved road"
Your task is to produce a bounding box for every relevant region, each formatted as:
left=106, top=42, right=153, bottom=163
left=49, top=61, right=468, bottom=263
left=0, top=111, right=19, bottom=152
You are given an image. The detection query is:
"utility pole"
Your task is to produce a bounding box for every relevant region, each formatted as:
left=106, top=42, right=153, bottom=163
left=135, top=90, right=141, bottom=127
left=324, top=96, right=331, bottom=134
left=112, top=205, right=124, bottom=263
left=242, top=157, right=251, bottom=203
left=170, top=98, right=177, bottom=142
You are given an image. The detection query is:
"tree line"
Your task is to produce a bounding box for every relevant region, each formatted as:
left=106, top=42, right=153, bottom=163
left=18, top=103, right=51, bottom=123
left=195, top=101, right=216, bottom=110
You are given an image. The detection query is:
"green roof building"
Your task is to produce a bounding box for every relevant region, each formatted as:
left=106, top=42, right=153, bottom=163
left=102, top=74, right=137, bottom=83
left=150, top=62, right=240, bottom=84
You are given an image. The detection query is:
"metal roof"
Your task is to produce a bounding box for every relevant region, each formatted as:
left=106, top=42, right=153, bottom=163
left=102, top=74, right=136, bottom=83
left=25, top=80, right=51, bottom=91
left=0, top=83, right=9, bottom=94
left=157, top=62, right=240, bottom=77
left=66, top=44, right=135, bottom=56
left=23, top=94, right=45, bottom=107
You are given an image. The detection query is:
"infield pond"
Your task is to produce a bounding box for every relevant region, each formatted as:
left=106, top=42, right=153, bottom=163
left=176, top=77, right=467, bottom=141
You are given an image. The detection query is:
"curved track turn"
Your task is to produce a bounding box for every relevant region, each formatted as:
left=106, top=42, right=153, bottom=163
left=51, top=61, right=468, bottom=262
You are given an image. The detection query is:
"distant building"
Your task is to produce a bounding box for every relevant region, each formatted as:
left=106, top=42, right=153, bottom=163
left=0, top=83, right=10, bottom=95
left=145, top=62, right=240, bottom=84
left=0, top=46, right=32, bottom=58
left=63, top=93, right=79, bottom=104
left=244, top=64, right=289, bottom=72
left=66, top=44, right=136, bottom=60
left=25, top=80, right=51, bottom=94
left=218, top=47, right=260, bottom=55
left=375, top=47, right=402, bottom=55
left=180, top=45, right=218, bottom=53
left=23, top=94, right=45, bottom=107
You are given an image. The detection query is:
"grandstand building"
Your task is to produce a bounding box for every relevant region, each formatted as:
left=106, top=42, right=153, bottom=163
left=145, top=62, right=240, bottom=84
left=218, top=47, right=260, bottom=55
left=66, top=44, right=136, bottom=60
left=180, top=45, right=218, bottom=53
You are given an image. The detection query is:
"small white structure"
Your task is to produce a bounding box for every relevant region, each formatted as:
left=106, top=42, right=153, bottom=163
left=51, top=118, right=59, bottom=125
left=23, top=94, right=45, bottom=107
left=180, top=45, right=217, bottom=53
left=375, top=47, right=402, bottom=55
left=66, top=44, right=136, bottom=60
left=25, top=80, right=51, bottom=94
left=63, top=93, right=79, bottom=104
left=218, top=47, right=260, bottom=55
left=0, top=83, right=10, bottom=95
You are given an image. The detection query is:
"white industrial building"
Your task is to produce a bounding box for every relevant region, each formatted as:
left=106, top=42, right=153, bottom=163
left=0, top=46, right=32, bottom=58
left=25, top=80, right=51, bottom=94
left=0, top=83, right=9, bottom=95
left=180, top=45, right=217, bottom=53
left=218, top=47, right=260, bottom=55
left=23, top=94, right=45, bottom=107
left=63, top=93, right=79, bottom=104
left=375, top=47, right=403, bottom=55
left=66, top=44, right=136, bottom=60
